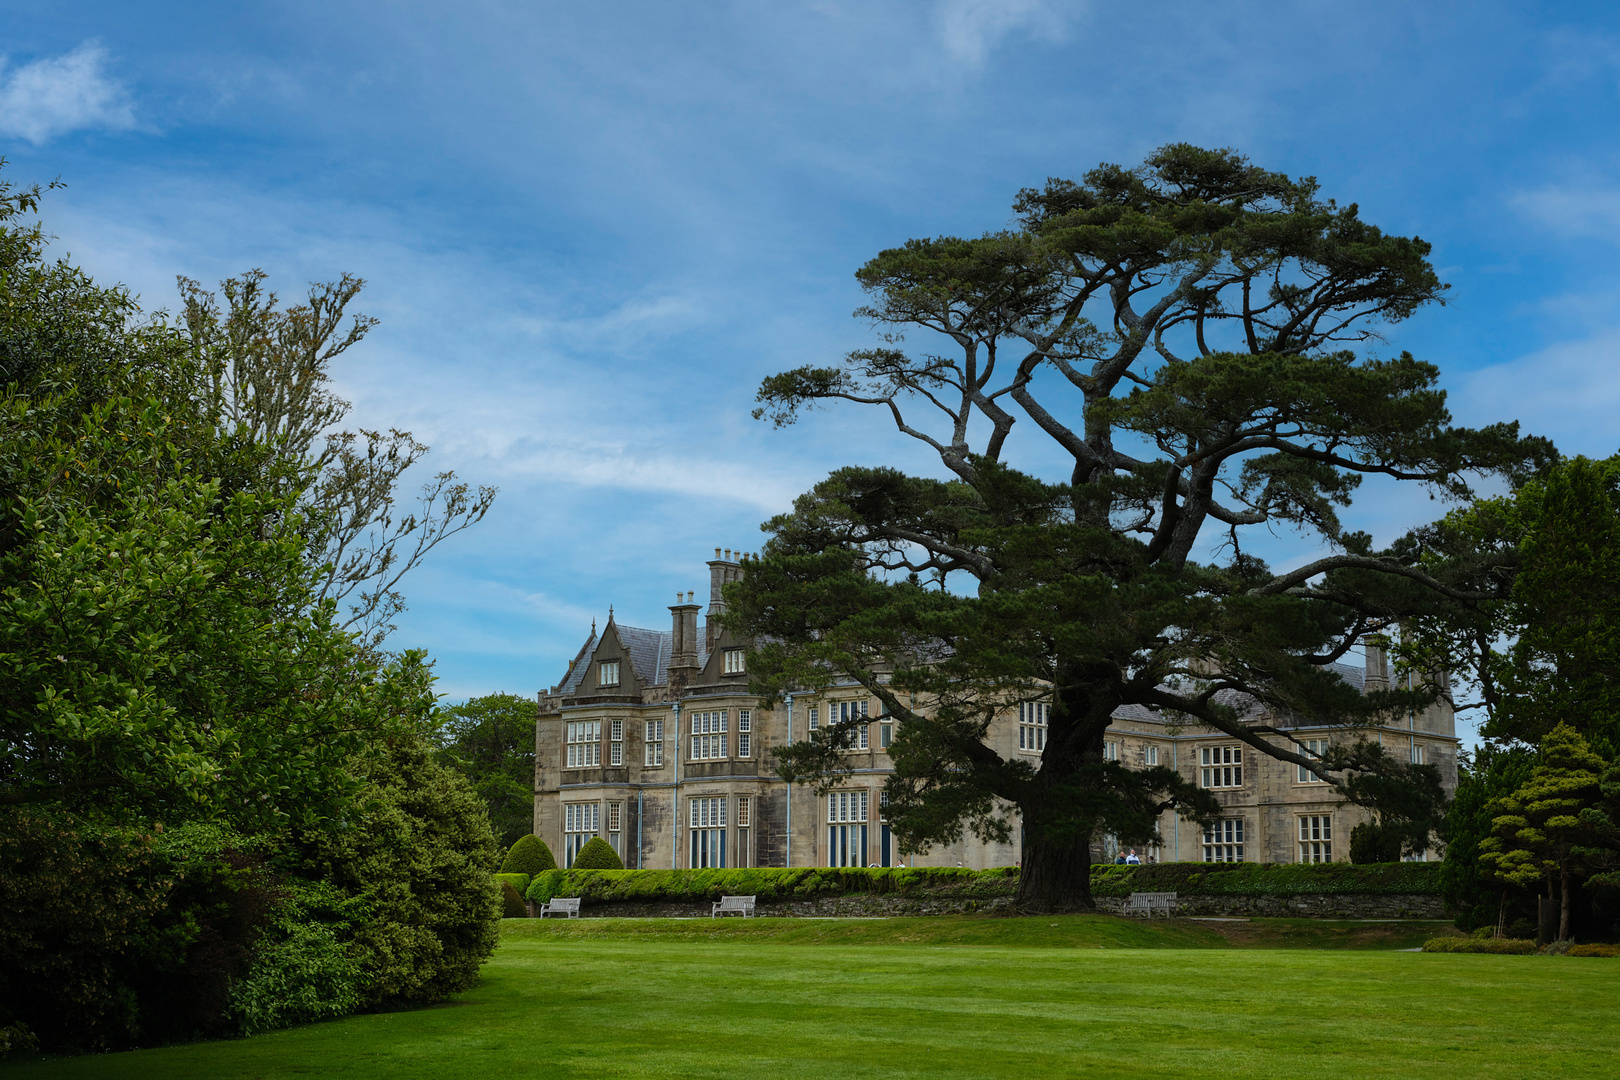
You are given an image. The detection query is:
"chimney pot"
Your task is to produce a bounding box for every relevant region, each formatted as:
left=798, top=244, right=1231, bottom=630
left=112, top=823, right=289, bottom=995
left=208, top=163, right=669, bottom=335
left=715, top=547, right=722, bottom=558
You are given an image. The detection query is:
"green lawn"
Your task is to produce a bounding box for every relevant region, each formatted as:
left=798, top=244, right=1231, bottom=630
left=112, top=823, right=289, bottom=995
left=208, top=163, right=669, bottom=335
left=9, top=916, right=1616, bottom=1079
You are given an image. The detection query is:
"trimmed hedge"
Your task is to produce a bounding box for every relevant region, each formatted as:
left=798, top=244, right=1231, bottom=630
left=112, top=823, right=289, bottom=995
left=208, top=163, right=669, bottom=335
left=526, top=866, right=1018, bottom=905
left=1422, top=936, right=1537, bottom=954
left=493, top=873, right=531, bottom=895
left=1089, top=861, right=1444, bottom=897
left=524, top=863, right=1443, bottom=906
left=501, top=835, right=557, bottom=875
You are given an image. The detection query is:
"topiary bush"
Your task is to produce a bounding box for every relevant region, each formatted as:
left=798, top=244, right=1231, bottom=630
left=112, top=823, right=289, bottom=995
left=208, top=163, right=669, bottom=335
left=494, top=872, right=531, bottom=895
left=501, top=835, right=557, bottom=875
left=499, top=882, right=528, bottom=918
left=570, top=837, right=624, bottom=870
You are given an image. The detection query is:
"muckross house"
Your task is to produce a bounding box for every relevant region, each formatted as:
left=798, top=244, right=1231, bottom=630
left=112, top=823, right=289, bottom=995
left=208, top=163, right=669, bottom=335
left=533, top=551, right=1459, bottom=871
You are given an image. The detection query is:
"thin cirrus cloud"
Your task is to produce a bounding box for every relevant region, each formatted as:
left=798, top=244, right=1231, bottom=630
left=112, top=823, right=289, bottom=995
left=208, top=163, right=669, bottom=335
left=0, top=41, right=135, bottom=145
left=1509, top=183, right=1620, bottom=242
left=935, top=0, right=1072, bottom=65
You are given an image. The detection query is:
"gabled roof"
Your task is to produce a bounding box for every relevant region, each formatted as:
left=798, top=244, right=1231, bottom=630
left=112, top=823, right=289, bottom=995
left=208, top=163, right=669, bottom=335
left=557, top=631, right=598, bottom=694
left=616, top=624, right=672, bottom=688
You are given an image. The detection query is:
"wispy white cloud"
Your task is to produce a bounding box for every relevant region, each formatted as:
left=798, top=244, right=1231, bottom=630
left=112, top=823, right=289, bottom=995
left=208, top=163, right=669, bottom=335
left=0, top=42, right=136, bottom=145
left=1454, top=328, right=1620, bottom=458
left=936, top=0, right=1071, bottom=66
left=1510, top=183, right=1620, bottom=242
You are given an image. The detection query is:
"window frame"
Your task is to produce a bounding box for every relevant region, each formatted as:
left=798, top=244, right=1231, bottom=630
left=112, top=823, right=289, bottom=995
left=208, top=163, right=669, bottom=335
left=1201, top=818, right=1245, bottom=863
left=644, top=719, right=664, bottom=767
left=599, top=659, right=620, bottom=687
left=1018, top=701, right=1048, bottom=753
left=1296, top=738, right=1329, bottom=783
left=737, top=709, right=752, bottom=758
left=565, top=720, right=601, bottom=768
left=723, top=648, right=746, bottom=675
left=1200, top=745, right=1243, bottom=788
left=1298, top=814, right=1332, bottom=863
left=689, top=710, right=729, bottom=760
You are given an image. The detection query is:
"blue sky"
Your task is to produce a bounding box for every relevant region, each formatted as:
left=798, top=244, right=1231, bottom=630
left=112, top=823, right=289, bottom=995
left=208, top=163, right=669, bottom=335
left=2, top=2, right=1618, bottom=741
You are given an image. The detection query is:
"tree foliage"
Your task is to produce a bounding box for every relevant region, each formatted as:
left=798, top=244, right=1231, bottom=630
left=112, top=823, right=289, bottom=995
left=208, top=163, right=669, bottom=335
left=437, top=693, right=538, bottom=849
left=1404, top=455, right=1620, bottom=758
left=1441, top=743, right=1536, bottom=931
left=178, top=270, right=496, bottom=651
left=733, top=145, right=1546, bottom=906
left=1479, top=724, right=1610, bottom=940
left=0, top=168, right=501, bottom=1053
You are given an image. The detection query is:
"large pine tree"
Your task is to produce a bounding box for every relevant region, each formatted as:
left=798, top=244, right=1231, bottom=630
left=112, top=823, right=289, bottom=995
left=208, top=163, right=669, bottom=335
left=730, top=145, right=1551, bottom=908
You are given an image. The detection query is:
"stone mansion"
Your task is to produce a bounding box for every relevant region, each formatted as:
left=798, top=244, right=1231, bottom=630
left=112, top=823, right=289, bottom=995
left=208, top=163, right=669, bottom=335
left=532, top=550, right=1459, bottom=871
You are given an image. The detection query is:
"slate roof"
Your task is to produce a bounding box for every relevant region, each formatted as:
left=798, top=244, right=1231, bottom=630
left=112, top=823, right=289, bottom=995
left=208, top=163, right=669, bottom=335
left=555, top=620, right=715, bottom=696
left=557, top=632, right=598, bottom=694
left=616, top=624, right=672, bottom=687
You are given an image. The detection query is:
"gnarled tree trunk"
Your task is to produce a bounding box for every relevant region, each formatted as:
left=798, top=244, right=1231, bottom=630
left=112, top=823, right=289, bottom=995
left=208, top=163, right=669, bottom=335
left=1017, top=825, right=1095, bottom=910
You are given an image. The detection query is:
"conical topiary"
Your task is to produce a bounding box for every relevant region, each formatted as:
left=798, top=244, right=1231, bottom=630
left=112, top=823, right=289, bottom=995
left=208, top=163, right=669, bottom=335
left=501, top=834, right=558, bottom=875
left=570, top=836, right=624, bottom=870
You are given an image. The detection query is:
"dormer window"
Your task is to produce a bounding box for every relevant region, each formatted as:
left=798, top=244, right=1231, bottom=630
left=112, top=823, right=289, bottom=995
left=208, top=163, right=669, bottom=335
left=723, top=648, right=745, bottom=675
left=599, top=660, right=620, bottom=687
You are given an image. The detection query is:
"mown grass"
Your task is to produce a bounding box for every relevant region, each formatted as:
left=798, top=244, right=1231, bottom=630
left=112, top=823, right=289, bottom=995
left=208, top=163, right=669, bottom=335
left=9, top=917, right=1613, bottom=1079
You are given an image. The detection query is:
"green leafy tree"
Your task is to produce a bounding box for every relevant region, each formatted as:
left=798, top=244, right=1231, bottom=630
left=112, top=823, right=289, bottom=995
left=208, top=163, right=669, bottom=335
left=734, top=145, right=1545, bottom=907
left=438, top=693, right=538, bottom=849
left=1478, top=723, right=1608, bottom=940
left=178, top=271, right=495, bottom=652
left=571, top=836, right=624, bottom=870
left=501, top=834, right=557, bottom=875
left=1404, top=455, right=1620, bottom=758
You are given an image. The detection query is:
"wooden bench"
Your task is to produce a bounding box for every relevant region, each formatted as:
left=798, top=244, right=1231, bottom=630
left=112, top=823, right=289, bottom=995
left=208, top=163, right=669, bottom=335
left=711, top=895, right=756, bottom=918
left=1123, top=891, right=1176, bottom=917
left=537, top=896, right=581, bottom=919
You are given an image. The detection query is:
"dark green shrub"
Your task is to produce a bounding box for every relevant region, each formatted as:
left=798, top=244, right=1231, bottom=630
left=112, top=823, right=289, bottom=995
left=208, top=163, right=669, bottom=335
left=570, top=837, right=624, bottom=870
left=501, top=834, right=557, bottom=875
left=1421, top=936, right=1536, bottom=954
left=1349, top=822, right=1402, bottom=864
left=288, top=737, right=502, bottom=1009
left=224, top=879, right=363, bottom=1035
left=499, top=882, right=528, bottom=918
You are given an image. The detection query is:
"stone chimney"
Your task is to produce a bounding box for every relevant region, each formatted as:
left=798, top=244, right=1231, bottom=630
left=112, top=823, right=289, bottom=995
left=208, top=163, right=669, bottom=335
left=669, top=590, right=700, bottom=696
left=706, top=548, right=742, bottom=653
left=1363, top=639, right=1390, bottom=693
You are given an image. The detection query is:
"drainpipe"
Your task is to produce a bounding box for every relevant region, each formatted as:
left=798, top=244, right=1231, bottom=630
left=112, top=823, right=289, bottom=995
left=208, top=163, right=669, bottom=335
left=637, top=789, right=644, bottom=870
left=1172, top=741, right=1179, bottom=861
left=672, top=701, right=682, bottom=869
left=785, top=693, right=793, bottom=869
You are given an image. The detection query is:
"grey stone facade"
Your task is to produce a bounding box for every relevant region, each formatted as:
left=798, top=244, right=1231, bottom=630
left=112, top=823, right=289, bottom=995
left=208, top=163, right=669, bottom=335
left=534, top=552, right=1458, bottom=871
